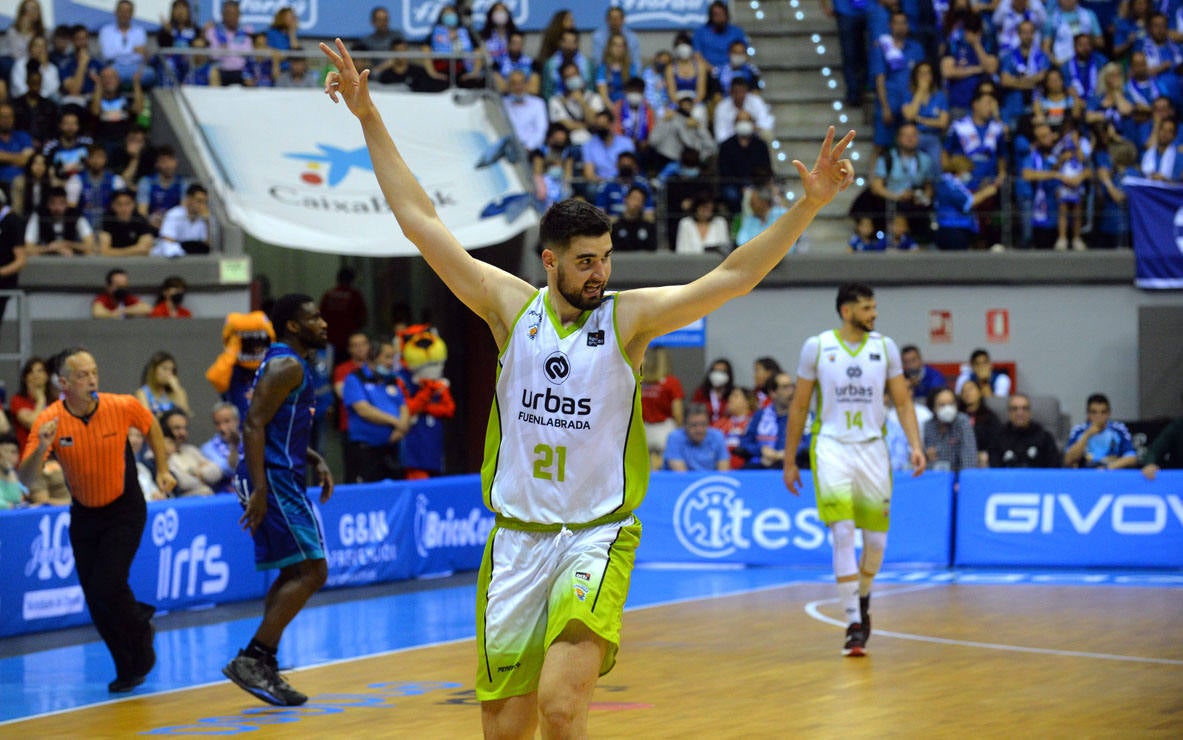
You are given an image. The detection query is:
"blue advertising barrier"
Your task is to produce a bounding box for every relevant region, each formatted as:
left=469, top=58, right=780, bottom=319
left=0, top=476, right=492, bottom=638
left=955, top=470, right=1183, bottom=568
left=8, top=2, right=709, bottom=48
left=635, top=470, right=955, bottom=566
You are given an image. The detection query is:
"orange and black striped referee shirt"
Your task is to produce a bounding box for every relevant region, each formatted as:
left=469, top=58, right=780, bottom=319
left=22, top=393, right=155, bottom=508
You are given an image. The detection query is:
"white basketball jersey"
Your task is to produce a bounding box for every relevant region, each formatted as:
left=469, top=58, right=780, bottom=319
left=796, top=329, right=903, bottom=443
left=482, top=288, right=648, bottom=525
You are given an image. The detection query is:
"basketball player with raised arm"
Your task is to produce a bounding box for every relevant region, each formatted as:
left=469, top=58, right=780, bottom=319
left=783, top=283, right=926, bottom=657
left=320, top=37, right=856, bottom=739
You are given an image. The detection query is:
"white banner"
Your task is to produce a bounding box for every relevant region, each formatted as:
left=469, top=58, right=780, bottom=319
left=182, top=87, right=537, bottom=256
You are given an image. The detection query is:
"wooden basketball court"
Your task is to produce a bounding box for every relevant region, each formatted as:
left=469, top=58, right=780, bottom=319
left=6, top=578, right=1180, bottom=737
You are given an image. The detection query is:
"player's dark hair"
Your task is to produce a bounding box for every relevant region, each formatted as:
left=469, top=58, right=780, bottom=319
left=969, top=348, right=990, bottom=363
left=835, top=282, right=874, bottom=315
left=539, top=199, right=611, bottom=251
left=1086, top=393, right=1110, bottom=409
left=270, top=293, right=315, bottom=339
left=901, top=344, right=920, bottom=355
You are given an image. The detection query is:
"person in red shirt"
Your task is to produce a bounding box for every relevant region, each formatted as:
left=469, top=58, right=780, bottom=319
left=18, top=348, right=175, bottom=693
left=319, top=266, right=367, bottom=360
left=331, top=331, right=370, bottom=433
left=692, top=357, right=734, bottom=424
left=149, top=275, right=192, bottom=318
left=641, top=346, right=684, bottom=469
left=10, top=355, right=48, bottom=449
left=712, top=385, right=756, bottom=469
left=92, top=267, right=150, bottom=318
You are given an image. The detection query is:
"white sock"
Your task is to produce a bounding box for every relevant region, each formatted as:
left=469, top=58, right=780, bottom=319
left=859, top=529, right=887, bottom=598
left=837, top=579, right=859, bottom=625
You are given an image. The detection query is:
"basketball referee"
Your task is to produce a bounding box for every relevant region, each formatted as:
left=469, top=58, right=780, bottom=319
left=18, top=348, right=176, bottom=692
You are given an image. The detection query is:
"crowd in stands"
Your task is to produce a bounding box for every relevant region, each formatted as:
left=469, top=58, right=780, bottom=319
left=837, top=0, right=1183, bottom=251
left=490, top=2, right=785, bottom=255
left=0, top=0, right=218, bottom=318
left=640, top=343, right=1180, bottom=478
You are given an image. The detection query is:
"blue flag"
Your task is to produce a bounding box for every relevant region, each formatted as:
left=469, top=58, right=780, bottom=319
left=1126, top=177, right=1183, bottom=289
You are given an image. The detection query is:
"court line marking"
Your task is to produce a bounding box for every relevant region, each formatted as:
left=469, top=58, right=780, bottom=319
left=803, top=583, right=1183, bottom=666
left=6, top=573, right=1180, bottom=726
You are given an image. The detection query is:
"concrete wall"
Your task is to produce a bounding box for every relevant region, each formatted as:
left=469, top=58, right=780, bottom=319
left=27, top=319, right=226, bottom=442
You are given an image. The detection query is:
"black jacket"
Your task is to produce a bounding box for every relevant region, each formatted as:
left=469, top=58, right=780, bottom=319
left=988, top=421, right=1060, bottom=468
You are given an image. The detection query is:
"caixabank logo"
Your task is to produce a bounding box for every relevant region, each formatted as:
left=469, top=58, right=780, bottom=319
left=672, top=476, right=828, bottom=558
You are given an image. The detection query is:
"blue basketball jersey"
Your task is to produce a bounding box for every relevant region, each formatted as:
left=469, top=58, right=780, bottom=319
left=236, top=341, right=315, bottom=478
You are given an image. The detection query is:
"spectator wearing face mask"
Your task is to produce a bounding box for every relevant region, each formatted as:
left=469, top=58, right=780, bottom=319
left=547, top=61, right=605, bottom=146
left=666, top=31, right=709, bottom=115
left=922, top=386, right=979, bottom=472
left=150, top=275, right=191, bottom=318
left=712, top=77, right=775, bottom=143
left=92, top=267, right=150, bottom=319
left=716, top=39, right=761, bottom=97
left=692, top=357, right=735, bottom=423
left=341, top=339, right=410, bottom=483
left=581, top=108, right=636, bottom=186
left=614, top=77, right=656, bottom=162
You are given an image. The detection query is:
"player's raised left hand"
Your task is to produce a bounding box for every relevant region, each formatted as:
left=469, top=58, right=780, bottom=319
left=794, top=126, right=856, bottom=206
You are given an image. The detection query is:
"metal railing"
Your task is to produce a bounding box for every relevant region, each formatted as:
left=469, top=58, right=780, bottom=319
left=153, top=45, right=495, bottom=92
left=0, top=290, right=34, bottom=373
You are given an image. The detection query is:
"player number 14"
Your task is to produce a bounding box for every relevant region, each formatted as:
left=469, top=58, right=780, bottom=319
left=844, top=411, right=864, bottom=430
left=533, top=444, right=567, bottom=482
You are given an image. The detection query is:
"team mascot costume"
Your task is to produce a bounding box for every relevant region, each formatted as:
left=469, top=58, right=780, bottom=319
left=397, top=324, right=455, bottom=479
left=205, top=311, right=275, bottom=421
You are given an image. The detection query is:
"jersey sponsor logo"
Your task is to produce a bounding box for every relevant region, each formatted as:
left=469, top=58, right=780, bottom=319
left=834, top=382, right=877, bottom=400
left=59, top=436, right=74, bottom=447
left=521, top=387, right=591, bottom=416
left=870, top=353, right=881, bottom=361
left=525, top=308, right=543, bottom=341
left=587, top=330, right=605, bottom=347
left=846, top=365, right=863, bottom=378
left=544, top=351, right=570, bottom=384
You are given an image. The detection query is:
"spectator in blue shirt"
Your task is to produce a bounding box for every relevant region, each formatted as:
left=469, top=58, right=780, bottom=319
left=823, top=0, right=872, bottom=108
left=0, top=103, right=33, bottom=191
left=581, top=108, right=636, bottom=185
left=200, top=401, right=240, bottom=493
left=934, top=154, right=1000, bottom=250
left=592, top=6, right=642, bottom=68
left=663, top=403, right=730, bottom=472
left=900, top=345, right=948, bottom=401
left=692, top=0, right=749, bottom=74
left=1063, top=393, right=1139, bottom=469
left=739, top=372, right=808, bottom=469
left=341, top=339, right=410, bottom=483
left=736, top=185, right=787, bottom=247
left=594, top=151, right=652, bottom=219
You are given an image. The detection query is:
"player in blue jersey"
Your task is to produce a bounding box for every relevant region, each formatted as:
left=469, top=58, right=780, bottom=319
left=223, top=293, right=334, bottom=707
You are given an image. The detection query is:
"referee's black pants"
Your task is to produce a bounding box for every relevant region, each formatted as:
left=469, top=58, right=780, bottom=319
left=70, top=489, right=155, bottom=679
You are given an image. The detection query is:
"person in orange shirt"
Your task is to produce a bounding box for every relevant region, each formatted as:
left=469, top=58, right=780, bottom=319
left=18, top=347, right=175, bottom=694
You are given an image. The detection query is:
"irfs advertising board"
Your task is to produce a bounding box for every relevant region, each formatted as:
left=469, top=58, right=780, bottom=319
left=0, top=476, right=492, bottom=638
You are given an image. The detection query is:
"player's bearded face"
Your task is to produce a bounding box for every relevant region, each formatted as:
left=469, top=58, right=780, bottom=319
left=557, top=263, right=606, bottom=310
